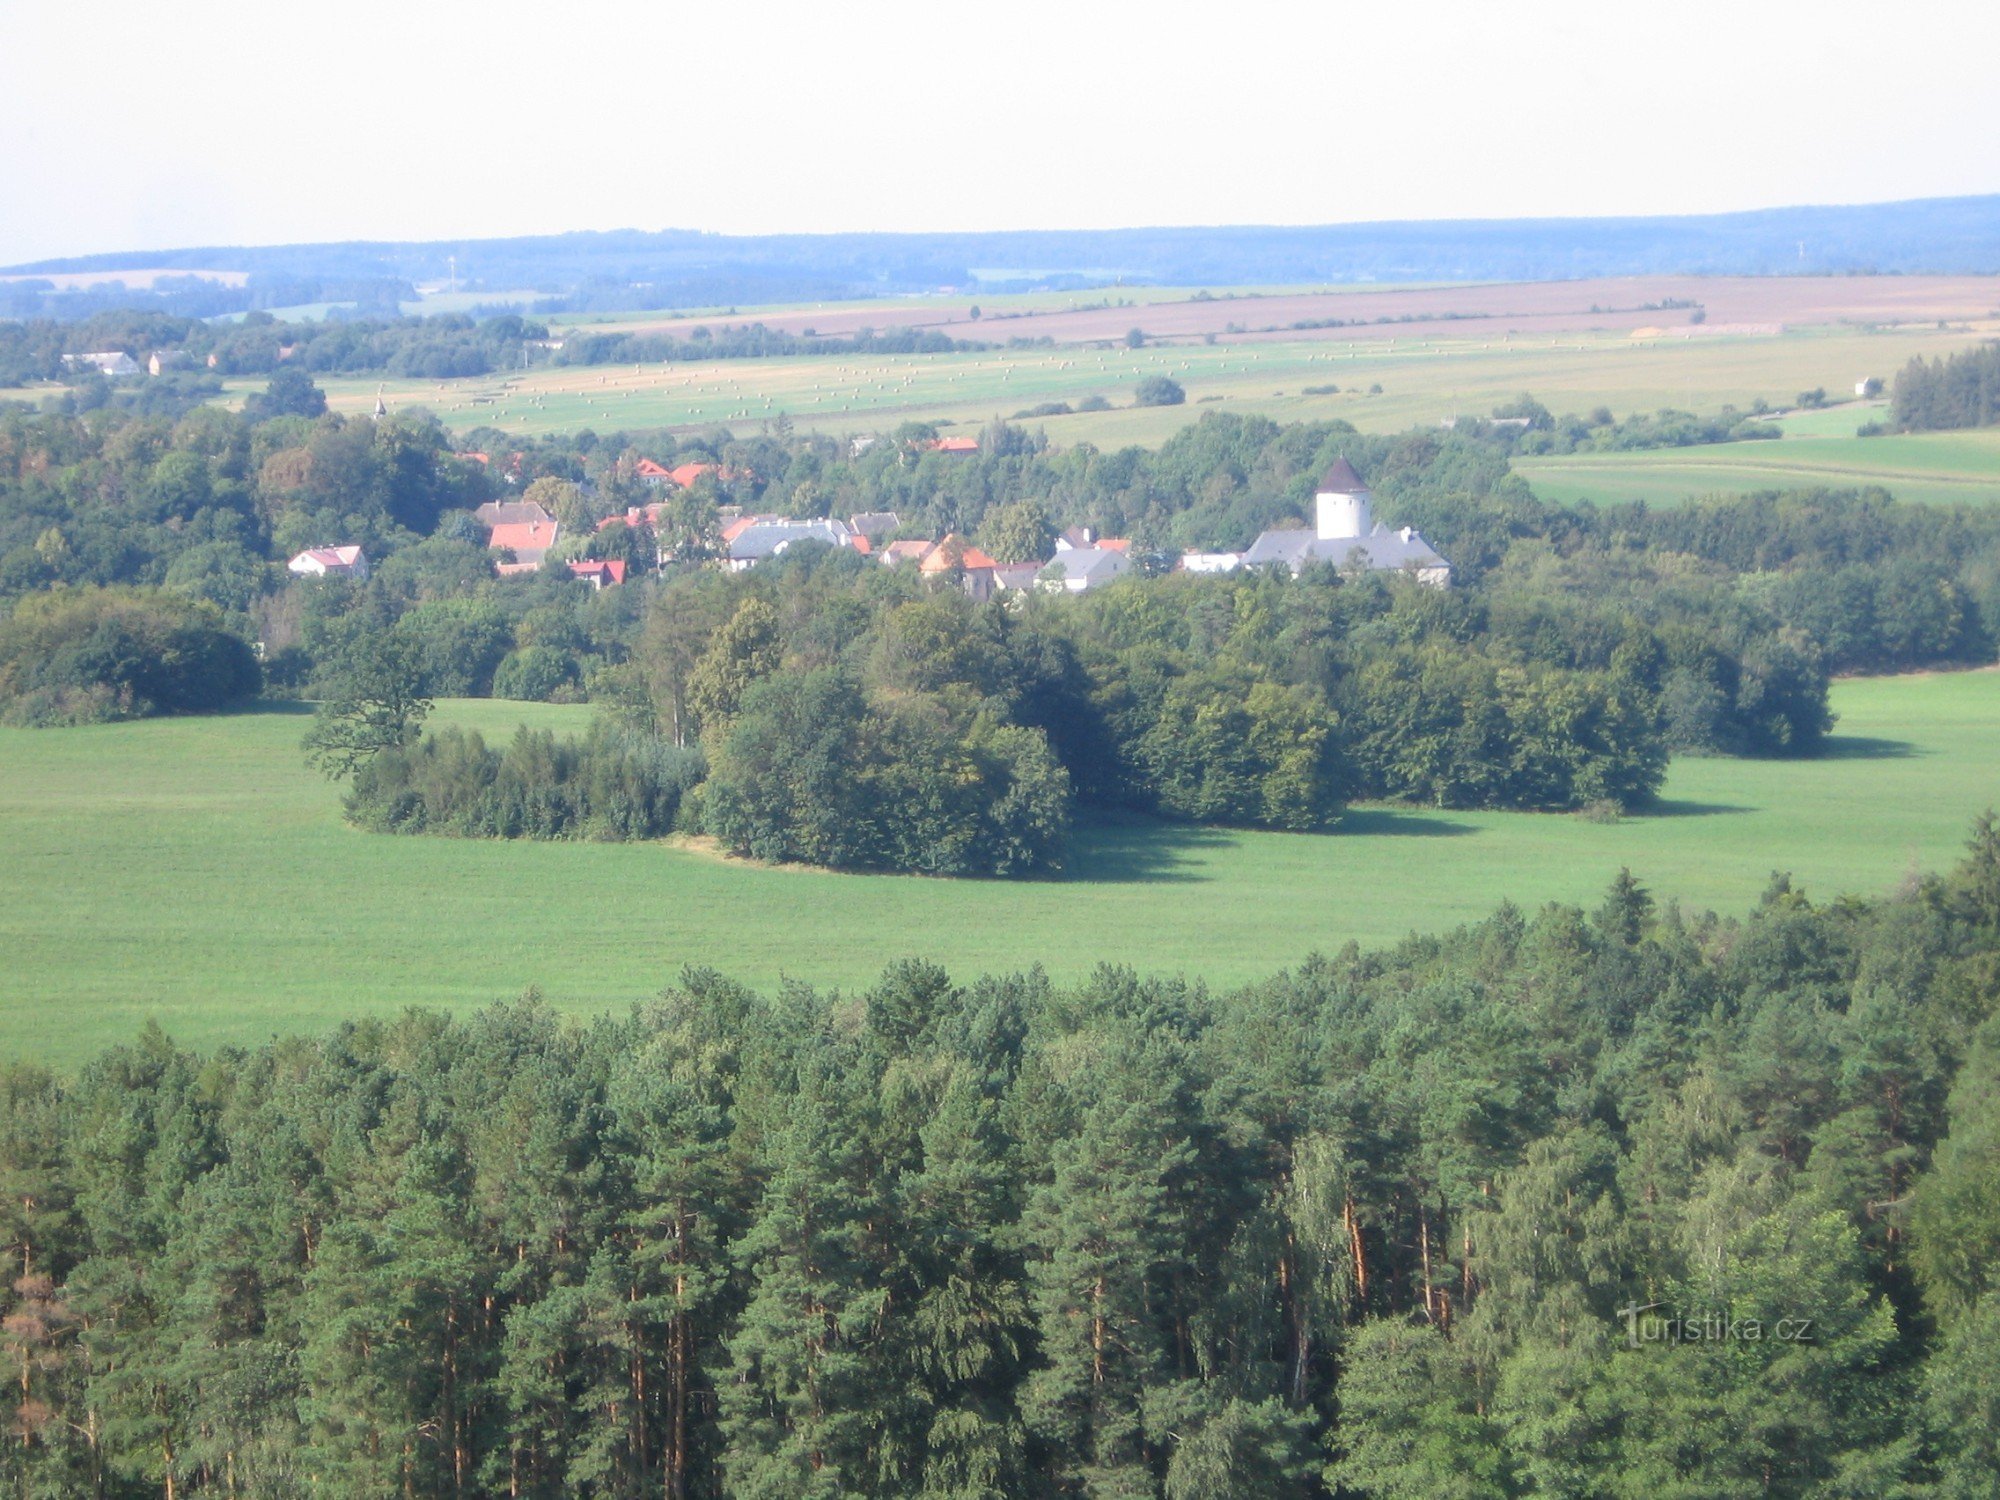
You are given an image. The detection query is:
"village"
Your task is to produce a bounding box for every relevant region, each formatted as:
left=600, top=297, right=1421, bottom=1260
left=289, top=448, right=1452, bottom=595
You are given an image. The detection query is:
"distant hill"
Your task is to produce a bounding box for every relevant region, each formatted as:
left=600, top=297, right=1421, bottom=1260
left=6, top=195, right=2000, bottom=322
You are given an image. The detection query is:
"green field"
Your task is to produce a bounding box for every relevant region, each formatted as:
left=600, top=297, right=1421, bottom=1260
left=2, top=672, right=1996, bottom=1068
left=235, top=319, right=1995, bottom=452
left=1515, top=419, right=2000, bottom=509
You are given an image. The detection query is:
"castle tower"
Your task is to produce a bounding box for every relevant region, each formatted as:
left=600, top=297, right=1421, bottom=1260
left=1314, top=456, right=1373, bottom=540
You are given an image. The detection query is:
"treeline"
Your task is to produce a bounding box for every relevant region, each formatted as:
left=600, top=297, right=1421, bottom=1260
left=0, top=311, right=984, bottom=389
left=553, top=323, right=981, bottom=368
left=4, top=826, right=2000, bottom=1495
left=1891, top=341, right=2000, bottom=431
left=1485, top=393, right=1783, bottom=454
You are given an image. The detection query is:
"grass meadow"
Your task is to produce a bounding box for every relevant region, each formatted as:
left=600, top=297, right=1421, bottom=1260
left=1514, top=421, right=2000, bottom=509
left=2, top=671, right=1996, bottom=1069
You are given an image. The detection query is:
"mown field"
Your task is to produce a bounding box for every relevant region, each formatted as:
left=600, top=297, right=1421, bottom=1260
left=2, top=671, right=1995, bottom=1069
left=1514, top=418, right=2000, bottom=508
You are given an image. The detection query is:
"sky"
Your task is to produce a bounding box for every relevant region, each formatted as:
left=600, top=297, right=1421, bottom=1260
left=3, top=0, right=1998, bottom=266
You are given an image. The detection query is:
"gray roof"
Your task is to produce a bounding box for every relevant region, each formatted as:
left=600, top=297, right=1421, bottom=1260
left=730, top=518, right=854, bottom=561
left=1048, top=547, right=1131, bottom=583
left=848, top=511, right=900, bottom=538
left=992, top=562, right=1043, bottom=590
left=1242, top=523, right=1449, bottom=575
left=474, top=500, right=554, bottom=527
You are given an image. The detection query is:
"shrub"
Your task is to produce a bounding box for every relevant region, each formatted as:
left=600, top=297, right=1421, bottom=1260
left=0, top=586, right=260, bottom=725
left=1134, top=376, right=1186, bottom=408
left=493, top=645, right=580, bottom=702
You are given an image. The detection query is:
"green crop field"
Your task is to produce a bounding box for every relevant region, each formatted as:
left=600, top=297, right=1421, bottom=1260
left=2, top=671, right=1996, bottom=1069
left=227, top=315, right=1994, bottom=453
left=1515, top=421, right=2000, bottom=509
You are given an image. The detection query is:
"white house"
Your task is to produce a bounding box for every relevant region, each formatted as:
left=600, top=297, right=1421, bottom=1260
left=288, top=546, right=370, bottom=581
left=1181, top=552, right=1242, bottom=574
left=66, top=351, right=140, bottom=378
left=1041, top=546, right=1131, bottom=593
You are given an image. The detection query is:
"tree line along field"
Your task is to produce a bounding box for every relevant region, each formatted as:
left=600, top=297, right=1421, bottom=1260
left=1, top=669, right=1995, bottom=1070
left=260, top=318, right=1998, bottom=453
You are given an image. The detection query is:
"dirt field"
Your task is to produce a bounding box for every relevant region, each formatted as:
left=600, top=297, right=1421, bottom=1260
left=560, top=275, right=2000, bottom=348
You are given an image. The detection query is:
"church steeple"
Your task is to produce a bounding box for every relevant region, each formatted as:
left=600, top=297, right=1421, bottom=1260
left=372, top=386, right=387, bottom=421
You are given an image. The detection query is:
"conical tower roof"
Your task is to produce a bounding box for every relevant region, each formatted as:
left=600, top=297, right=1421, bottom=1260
left=1319, top=455, right=1368, bottom=493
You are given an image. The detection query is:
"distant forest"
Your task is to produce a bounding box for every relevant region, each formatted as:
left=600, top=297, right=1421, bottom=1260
left=7, top=194, right=2000, bottom=321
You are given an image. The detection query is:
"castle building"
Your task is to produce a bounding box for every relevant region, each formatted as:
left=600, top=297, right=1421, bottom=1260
left=1241, top=457, right=1451, bottom=586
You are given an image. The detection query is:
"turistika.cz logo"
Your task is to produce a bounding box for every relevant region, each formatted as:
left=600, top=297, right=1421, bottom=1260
left=1616, top=1302, right=1815, bottom=1349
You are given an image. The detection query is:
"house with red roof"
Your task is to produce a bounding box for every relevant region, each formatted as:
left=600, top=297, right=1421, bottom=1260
left=568, top=559, right=628, bottom=590
left=634, top=458, right=674, bottom=485
left=880, top=539, right=935, bottom=566
left=287, top=545, right=369, bottom=581
left=488, top=518, right=560, bottom=570
left=920, top=436, right=980, bottom=456
left=919, top=535, right=999, bottom=601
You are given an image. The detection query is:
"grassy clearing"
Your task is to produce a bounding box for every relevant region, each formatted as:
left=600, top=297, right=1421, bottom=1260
left=227, top=321, right=1996, bottom=452
left=1514, top=424, right=2000, bottom=508
left=2, top=673, right=1996, bottom=1068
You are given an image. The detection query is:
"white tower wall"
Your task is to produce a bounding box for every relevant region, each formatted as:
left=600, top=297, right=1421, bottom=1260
left=1315, top=488, right=1373, bottom=540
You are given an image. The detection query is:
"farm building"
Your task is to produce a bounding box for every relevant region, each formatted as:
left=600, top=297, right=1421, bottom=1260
left=146, top=351, right=189, bottom=376
left=1242, top=458, right=1451, bottom=586
left=287, top=546, right=369, bottom=581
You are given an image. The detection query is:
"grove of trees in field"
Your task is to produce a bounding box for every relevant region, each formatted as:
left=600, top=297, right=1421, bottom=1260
left=1, top=822, right=1997, bottom=1496
left=1892, top=342, right=2000, bottom=432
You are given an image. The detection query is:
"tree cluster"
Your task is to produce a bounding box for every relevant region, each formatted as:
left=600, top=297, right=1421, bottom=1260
left=1891, top=342, right=2000, bottom=431
left=0, top=585, right=260, bottom=725
left=346, top=721, right=705, bottom=840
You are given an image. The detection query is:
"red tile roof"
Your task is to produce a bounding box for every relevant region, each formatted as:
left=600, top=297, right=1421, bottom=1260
left=920, top=535, right=997, bottom=572
left=922, top=436, right=980, bottom=453
left=488, top=519, right=559, bottom=559
left=1097, top=537, right=1131, bottom=552
left=568, top=559, right=627, bottom=586
left=634, top=458, right=672, bottom=479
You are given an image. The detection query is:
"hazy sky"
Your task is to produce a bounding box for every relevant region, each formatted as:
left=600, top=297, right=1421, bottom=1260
left=3, top=0, right=1997, bottom=266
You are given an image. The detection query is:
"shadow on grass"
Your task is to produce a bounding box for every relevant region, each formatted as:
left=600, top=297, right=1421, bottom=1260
left=242, top=698, right=317, bottom=718
left=1064, top=805, right=1478, bottom=885
left=1646, top=798, right=1755, bottom=818
left=1819, top=735, right=1921, bottom=761
left=1065, top=817, right=1235, bottom=885
left=1336, top=808, right=1477, bottom=838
